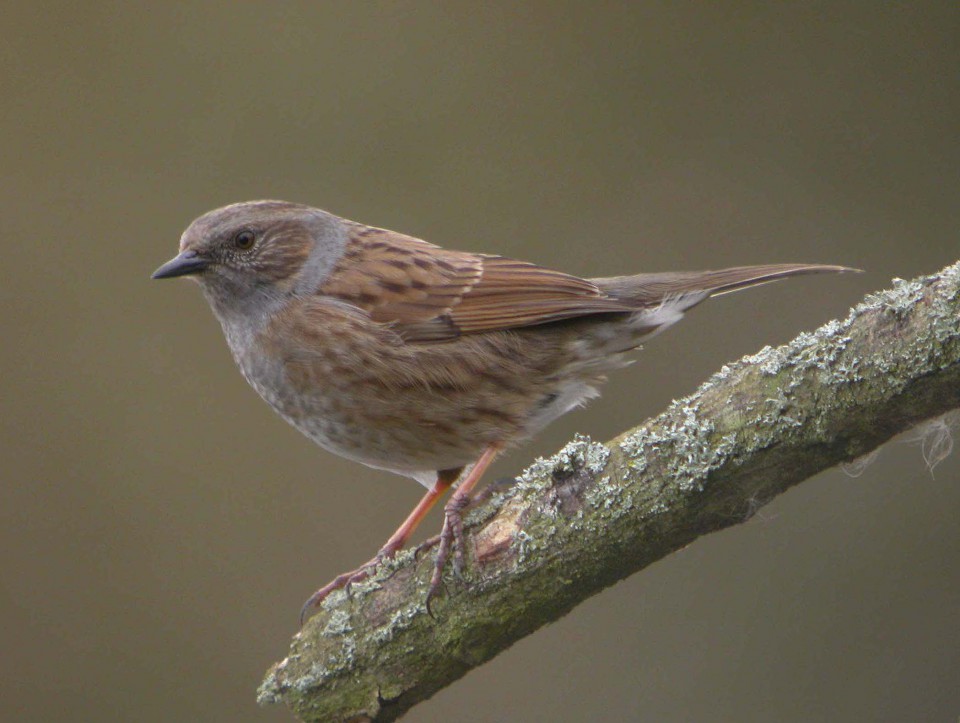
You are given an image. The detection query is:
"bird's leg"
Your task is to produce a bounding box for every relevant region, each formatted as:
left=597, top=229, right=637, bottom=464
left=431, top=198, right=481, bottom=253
left=300, top=467, right=461, bottom=625
left=416, top=475, right=516, bottom=555
left=426, top=445, right=501, bottom=613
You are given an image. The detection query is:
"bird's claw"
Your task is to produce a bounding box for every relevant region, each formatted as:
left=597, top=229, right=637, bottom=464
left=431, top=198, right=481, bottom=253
left=425, top=500, right=469, bottom=615
left=299, top=551, right=395, bottom=625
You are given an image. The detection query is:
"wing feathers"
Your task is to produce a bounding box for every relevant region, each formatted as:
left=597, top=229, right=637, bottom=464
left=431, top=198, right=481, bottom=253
left=319, top=223, right=855, bottom=342
left=447, top=255, right=636, bottom=334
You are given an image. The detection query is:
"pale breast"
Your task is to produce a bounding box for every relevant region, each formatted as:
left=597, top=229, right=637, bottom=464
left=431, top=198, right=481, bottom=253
left=222, top=296, right=636, bottom=480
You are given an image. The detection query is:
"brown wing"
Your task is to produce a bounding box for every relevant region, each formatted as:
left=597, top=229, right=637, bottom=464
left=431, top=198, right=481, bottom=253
left=447, top=256, right=637, bottom=335
left=318, top=223, right=482, bottom=330
left=318, top=223, right=636, bottom=341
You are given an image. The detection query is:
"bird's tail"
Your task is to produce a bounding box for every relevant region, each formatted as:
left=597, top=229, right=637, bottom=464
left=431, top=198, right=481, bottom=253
left=568, top=263, right=860, bottom=360
left=592, top=263, right=859, bottom=311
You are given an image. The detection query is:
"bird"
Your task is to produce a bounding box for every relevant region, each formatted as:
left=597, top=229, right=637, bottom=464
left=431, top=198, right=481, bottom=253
left=152, top=200, right=854, bottom=622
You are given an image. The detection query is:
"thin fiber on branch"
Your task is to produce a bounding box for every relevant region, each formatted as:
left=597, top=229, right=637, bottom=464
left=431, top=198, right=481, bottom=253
left=259, top=261, right=960, bottom=722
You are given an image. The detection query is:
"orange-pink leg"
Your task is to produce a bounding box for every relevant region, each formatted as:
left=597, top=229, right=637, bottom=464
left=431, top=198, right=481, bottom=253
left=426, top=445, right=501, bottom=613
left=300, top=467, right=460, bottom=624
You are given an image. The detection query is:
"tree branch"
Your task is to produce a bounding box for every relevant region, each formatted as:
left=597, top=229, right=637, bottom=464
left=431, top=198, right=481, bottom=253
left=258, top=261, right=960, bottom=722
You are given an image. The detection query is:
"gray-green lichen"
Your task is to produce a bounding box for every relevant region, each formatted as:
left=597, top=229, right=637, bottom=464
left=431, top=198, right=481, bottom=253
left=516, top=434, right=609, bottom=488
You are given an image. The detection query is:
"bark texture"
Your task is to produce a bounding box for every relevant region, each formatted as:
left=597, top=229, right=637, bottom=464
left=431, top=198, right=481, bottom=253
left=258, top=261, right=960, bottom=722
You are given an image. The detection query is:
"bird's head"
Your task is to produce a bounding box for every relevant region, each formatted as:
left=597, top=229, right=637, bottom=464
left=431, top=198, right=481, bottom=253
left=152, top=200, right=347, bottom=319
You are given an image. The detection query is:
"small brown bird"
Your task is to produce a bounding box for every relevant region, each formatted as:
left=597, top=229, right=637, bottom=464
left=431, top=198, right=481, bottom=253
left=153, top=201, right=853, bottom=621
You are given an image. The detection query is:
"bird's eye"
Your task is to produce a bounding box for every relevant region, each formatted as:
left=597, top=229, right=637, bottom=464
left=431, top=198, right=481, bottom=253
left=233, top=229, right=256, bottom=250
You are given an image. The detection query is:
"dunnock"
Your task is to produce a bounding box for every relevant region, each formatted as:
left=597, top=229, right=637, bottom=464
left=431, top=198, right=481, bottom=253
left=153, top=200, right=853, bottom=621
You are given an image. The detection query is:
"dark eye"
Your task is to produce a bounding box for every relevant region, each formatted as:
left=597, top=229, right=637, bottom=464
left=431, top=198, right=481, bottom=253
left=233, top=229, right=256, bottom=250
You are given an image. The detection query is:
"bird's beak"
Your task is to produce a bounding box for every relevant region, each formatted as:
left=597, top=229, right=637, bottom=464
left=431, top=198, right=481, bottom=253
left=152, top=250, right=209, bottom=279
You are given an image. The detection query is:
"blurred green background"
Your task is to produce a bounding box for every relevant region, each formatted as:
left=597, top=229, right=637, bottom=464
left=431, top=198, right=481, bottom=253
left=2, top=3, right=958, bottom=721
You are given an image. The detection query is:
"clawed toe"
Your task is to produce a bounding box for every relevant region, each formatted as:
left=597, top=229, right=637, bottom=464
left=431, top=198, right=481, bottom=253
left=299, top=556, right=389, bottom=625
left=469, top=476, right=517, bottom=507
left=414, top=534, right=441, bottom=561
left=425, top=503, right=468, bottom=614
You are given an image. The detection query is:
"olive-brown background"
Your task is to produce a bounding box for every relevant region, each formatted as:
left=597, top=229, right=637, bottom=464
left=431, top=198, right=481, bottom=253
left=2, top=3, right=958, bottom=721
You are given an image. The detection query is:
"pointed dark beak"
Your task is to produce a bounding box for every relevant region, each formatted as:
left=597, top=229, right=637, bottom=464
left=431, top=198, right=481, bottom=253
left=152, top=250, right=209, bottom=279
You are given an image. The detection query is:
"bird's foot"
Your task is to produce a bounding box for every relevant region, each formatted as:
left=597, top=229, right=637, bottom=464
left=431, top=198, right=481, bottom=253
left=414, top=479, right=511, bottom=561
left=425, top=495, right=471, bottom=615
left=472, top=476, right=517, bottom=505
left=300, top=544, right=402, bottom=625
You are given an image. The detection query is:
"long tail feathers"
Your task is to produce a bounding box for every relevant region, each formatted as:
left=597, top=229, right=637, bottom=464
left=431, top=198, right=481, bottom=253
left=593, top=264, right=860, bottom=309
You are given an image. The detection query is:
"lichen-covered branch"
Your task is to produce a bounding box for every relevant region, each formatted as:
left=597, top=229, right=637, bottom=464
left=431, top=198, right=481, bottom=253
left=259, top=261, right=960, bottom=722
